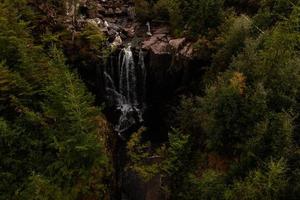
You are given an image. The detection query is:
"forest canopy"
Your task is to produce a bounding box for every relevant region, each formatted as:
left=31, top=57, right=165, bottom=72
left=0, top=0, right=300, bottom=199
left=0, top=1, right=110, bottom=199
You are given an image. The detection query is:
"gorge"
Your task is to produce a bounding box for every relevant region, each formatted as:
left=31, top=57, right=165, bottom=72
left=1, top=0, right=299, bottom=200
left=74, top=1, right=203, bottom=198
left=88, top=2, right=200, bottom=198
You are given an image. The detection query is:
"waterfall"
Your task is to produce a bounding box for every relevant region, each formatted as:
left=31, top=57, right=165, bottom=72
left=146, top=22, right=152, bottom=36
left=119, top=45, right=137, bottom=105
left=104, top=45, right=146, bottom=134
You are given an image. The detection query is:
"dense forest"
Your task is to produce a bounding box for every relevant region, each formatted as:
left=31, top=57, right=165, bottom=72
left=0, top=0, right=300, bottom=199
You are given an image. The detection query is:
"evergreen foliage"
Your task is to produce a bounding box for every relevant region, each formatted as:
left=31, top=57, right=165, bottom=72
left=0, top=1, right=110, bottom=199
left=169, top=3, right=300, bottom=199
left=1, top=0, right=300, bottom=199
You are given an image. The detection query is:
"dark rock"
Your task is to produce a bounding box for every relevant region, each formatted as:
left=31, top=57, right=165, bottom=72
left=153, top=27, right=169, bottom=34
left=108, top=29, right=117, bottom=37
left=123, top=171, right=164, bottom=200
left=109, top=22, right=122, bottom=32
left=106, top=8, right=114, bottom=15
left=115, top=7, right=123, bottom=14
left=127, top=7, right=135, bottom=19
left=124, top=27, right=135, bottom=37
left=106, top=17, right=117, bottom=23
left=98, top=4, right=106, bottom=13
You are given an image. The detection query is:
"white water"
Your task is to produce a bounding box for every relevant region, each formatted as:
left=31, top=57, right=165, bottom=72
left=104, top=45, right=146, bottom=133
left=119, top=45, right=137, bottom=105
left=146, top=22, right=152, bottom=36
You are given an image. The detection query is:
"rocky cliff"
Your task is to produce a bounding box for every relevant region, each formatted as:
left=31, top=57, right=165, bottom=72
left=35, top=1, right=204, bottom=199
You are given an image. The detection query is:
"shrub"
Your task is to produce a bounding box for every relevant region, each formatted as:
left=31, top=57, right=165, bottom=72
left=226, top=159, right=288, bottom=200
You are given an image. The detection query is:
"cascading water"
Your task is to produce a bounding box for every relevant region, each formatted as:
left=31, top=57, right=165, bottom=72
left=104, top=44, right=146, bottom=134
left=146, top=22, right=152, bottom=36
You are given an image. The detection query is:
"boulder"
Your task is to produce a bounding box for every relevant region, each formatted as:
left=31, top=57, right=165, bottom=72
left=86, top=18, right=102, bottom=27
left=124, top=27, right=135, bottom=37
left=143, top=33, right=171, bottom=55
left=180, top=43, right=194, bottom=58
left=115, top=7, right=123, bottom=14
left=150, top=41, right=170, bottom=55
left=109, top=22, right=122, bottom=32
left=169, top=38, right=186, bottom=51
left=111, top=35, right=123, bottom=47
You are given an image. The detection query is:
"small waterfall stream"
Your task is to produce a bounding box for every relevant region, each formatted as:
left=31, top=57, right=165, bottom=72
left=104, top=45, right=146, bottom=134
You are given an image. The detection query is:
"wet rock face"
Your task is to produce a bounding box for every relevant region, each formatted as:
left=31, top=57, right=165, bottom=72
left=61, top=0, right=202, bottom=144
left=142, top=27, right=194, bottom=58
left=103, top=47, right=147, bottom=134
left=56, top=1, right=204, bottom=199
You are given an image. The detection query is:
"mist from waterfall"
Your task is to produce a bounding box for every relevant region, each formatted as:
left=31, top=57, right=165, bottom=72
left=104, top=45, right=146, bottom=134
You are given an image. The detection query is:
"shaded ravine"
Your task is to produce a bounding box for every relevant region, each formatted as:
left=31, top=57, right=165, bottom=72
left=61, top=1, right=203, bottom=199
left=102, top=45, right=148, bottom=200
left=102, top=46, right=202, bottom=200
